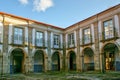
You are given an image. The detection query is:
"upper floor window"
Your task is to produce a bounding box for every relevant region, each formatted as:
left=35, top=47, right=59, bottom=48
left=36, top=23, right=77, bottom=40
left=14, top=27, right=23, bottom=44
left=36, top=31, right=43, bottom=47
left=103, top=19, right=114, bottom=39
left=83, top=28, right=91, bottom=44
left=53, top=34, right=60, bottom=48
left=68, top=33, right=74, bottom=47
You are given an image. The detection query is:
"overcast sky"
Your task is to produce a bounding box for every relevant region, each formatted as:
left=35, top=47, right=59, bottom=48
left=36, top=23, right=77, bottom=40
left=0, top=0, right=120, bottom=28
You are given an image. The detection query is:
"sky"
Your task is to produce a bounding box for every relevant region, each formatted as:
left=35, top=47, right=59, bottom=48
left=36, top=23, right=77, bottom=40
left=0, top=0, right=120, bottom=28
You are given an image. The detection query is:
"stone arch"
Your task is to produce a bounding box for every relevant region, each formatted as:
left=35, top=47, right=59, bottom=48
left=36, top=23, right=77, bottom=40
left=32, top=49, right=48, bottom=58
left=101, top=42, right=120, bottom=53
left=8, top=47, right=28, bottom=57
left=67, top=50, right=76, bottom=70
left=33, top=49, right=47, bottom=72
left=9, top=47, right=27, bottom=74
left=81, top=46, right=95, bottom=55
left=82, top=47, right=94, bottom=71
left=101, top=42, right=120, bottom=71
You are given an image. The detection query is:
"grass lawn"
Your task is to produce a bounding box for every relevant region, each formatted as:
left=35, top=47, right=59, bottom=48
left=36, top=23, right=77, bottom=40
left=0, top=71, right=120, bottom=80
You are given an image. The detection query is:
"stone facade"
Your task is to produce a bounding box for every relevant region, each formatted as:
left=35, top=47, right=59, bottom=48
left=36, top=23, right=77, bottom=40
left=0, top=4, right=120, bottom=74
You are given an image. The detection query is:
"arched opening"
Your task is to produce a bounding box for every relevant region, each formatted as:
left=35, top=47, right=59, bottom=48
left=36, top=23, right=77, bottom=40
left=103, top=43, right=119, bottom=71
left=10, top=48, right=24, bottom=74
left=34, top=50, right=44, bottom=72
left=69, top=51, right=76, bottom=70
left=52, top=52, right=60, bottom=71
left=83, top=48, right=94, bottom=71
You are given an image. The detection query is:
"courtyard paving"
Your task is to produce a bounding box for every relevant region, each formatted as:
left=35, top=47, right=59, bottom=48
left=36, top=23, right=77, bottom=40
left=0, top=71, right=120, bottom=80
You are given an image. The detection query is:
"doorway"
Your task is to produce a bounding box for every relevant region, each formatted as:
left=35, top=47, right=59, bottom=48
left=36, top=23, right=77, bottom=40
left=10, top=48, right=24, bottom=74
left=69, top=51, right=76, bottom=70
left=52, top=52, right=60, bottom=71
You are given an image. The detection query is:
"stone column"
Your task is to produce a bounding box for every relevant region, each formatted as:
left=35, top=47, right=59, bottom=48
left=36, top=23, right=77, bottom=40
left=47, top=30, right=52, bottom=71
left=66, top=56, right=69, bottom=71
left=100, top=52, right=105, bottom=73
left=80, top=55, right=84, bottom=72
left=2, top=15, right=9, bottom=74
left=44, top=57, right=48, bottom=72
left=76, top=28, right=81, bottom=71
left=94, top=22, right=101, bottom=71
left=62, top=34, right=66, bottom=71
left=27, top=22, right=33, bottom=73
left=79, top=28, right=83, bottom=72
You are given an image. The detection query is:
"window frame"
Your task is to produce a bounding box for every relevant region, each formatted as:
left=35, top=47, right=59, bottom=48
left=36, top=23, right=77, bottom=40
left=83, top=27, right=92, bottom=44
left=53, top=34, right=60, bottom=48
left=13, top=26, right=24, bottom=45
left=35, top=31, right=44, bottom=47
left=102, top=19, right=115, bottom=40
left=68, top=33, right=75, bottom=48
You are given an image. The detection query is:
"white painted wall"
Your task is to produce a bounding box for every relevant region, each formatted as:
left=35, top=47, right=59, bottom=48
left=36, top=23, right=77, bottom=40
left=98, top=21, right=103, bottom=53
left=98, top=21, right=102, bottom=41
left=24, top=47, right=28, bottom=55
left=44, top=31, right=48, bottom=47
left=51, top=32, right=53, bottom=48
left=60, top=34, right=63, bottom=48
left=0, top=22, right=3, bottom=43
left=8, top=24, right=13, bottom=44
left=91, top=24, right=95, bottom=43
left=32, top=29, right=36, bottom=46
left=74, top=30, right=77, bottom=47
left=65, top=34, right=68, bottom=48
left=114, top=15, right=120, bottom=37
left=25, top=27, right=28, bottom=45
left=80, top=28, right=82, bottom=45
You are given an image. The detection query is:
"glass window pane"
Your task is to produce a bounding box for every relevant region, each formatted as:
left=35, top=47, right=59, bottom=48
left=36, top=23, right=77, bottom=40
left=53, top=34, right=60, bottom=48
left=84, top=28, right=91, bottom=44
left=14, top=28, right=23, bottom=44
left=103, top=20, right=114, bottom=39
left=36, top=31, right=43, bottom=46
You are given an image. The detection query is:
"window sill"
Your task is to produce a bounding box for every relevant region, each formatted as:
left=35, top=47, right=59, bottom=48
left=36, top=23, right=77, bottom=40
left=67, top=46, right=76, bottom=50
left=9, top=43, right=25, bottom=47
left=52, top=48, right=63, bottom=50
left=80, top=42, right=93, bottom=47
left=100, top=37, right=119, bottom=42
left=35, top=45, right=47, bottom=49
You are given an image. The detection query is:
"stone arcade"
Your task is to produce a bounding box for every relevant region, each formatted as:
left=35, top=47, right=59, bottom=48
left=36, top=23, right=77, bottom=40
left=0, top=4, right=120, bottom=74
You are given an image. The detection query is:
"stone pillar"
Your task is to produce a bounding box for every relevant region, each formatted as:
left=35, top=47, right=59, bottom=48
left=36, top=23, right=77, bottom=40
left=94, top=22, right=101, bottom=71
left=2, top=15, right=9, bottom=74
left=47, top=30, right=52, bottom=71
left=60, top=56, right=63, bottom=71
left=76, top=28, right=81, bottom=71
left=27, top=22, right=33, bottom=73
left=100, top=52, right=105, bottom=73
left=62, top=34, right=66, bottom=71
left=80, top=55, right=84, bottom=72
left=44, top=57, right=48, bottom=72
left=79, top=28, right=83, bottom=72
left=66, top=57, right=69, bottom=71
